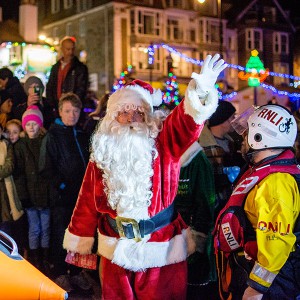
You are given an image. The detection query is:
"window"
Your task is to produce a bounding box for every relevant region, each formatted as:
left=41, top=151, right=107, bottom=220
left=165, top=0, right=184, bottom=9
left=132, top=10, right=160, bottom=36
left=129, top=0, right=153, bottom=5
left=79, top=18, right=86, bottom=37
left=131, top=45, right=162, bottom=72
left=171, top=49, right=193, bottom=77
left=189, top=28, right=196, bottom=43
left=273, top=32, right=289, bottom=55
left=273, top=62, right=289, bottom=86
left=167, top=18, right=183, bottom=41
left=53, top=27, right=58, bottom=38
left=66, top=22, right=72, bottom=36
left=51, top=0, right=60, bottom=14
left=9, top=45, right=21, bottom=64
left=64, top=0, right=73, bottom=9
left=246, top=28, right=262, bottom=51
left=199, top=19, right=220, bottom=44
left=76, top=0, right=92, bottom=12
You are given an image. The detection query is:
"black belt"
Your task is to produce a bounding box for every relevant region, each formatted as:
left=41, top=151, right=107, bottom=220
left=107, top=203, right=177, bottom=242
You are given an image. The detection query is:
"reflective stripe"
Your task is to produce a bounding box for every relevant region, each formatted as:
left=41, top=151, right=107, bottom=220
left=251, top=262, right=277, bottom=284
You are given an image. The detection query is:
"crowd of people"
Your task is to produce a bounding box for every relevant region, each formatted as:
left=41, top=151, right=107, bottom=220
left=0, top=36, right=299, bottom=300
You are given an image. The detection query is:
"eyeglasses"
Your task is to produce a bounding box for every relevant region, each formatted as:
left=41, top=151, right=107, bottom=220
left=117, top=110, right=145, bottom=123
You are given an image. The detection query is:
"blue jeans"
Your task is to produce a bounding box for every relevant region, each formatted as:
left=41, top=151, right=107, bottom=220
left=26, top=207, right=50, bottom=249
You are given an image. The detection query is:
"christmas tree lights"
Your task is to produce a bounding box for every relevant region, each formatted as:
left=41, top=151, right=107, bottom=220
left=162, top=69, right=180, bottom=106
left=112, top=64, right=133, bottom=92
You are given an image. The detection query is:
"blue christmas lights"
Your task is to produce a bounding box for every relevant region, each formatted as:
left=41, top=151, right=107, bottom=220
left=147, top=43, right=300, bottom=100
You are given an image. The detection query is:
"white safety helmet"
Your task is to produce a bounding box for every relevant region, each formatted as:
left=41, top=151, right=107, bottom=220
left=247, top=104, right=297, bottom=150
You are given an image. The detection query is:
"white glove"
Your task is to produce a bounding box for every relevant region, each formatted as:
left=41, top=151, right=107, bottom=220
left=242, top=287, right=263, bottom=300
left=191, top=53, right=227, bottom=99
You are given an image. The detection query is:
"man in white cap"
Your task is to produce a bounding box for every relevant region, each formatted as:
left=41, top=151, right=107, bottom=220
left=63, top=54, right=227, bottom=299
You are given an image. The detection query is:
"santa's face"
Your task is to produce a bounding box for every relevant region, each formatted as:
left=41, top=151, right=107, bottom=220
left=114, top=93, right=146, bottom=124
left=116, top=108, right=145, bottom=124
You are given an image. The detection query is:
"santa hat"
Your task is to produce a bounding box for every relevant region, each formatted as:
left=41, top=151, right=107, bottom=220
left=22, top=105, right=43, bottom=129
left=107, top=79, right=162, bottom=113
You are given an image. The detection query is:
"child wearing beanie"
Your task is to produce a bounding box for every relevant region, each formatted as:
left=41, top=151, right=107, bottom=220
left=13, top=105, right=53, bottom=275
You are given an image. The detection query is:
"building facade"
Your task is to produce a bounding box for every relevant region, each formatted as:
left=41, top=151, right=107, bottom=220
left=37, top=0, right=297, bottom=108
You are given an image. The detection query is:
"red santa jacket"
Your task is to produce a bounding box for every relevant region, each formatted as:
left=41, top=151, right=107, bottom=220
left=63, top=90, right=218, bottom=271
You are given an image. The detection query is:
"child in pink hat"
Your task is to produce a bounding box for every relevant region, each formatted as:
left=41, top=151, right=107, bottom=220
left=14, top=105, right=53, bottom=275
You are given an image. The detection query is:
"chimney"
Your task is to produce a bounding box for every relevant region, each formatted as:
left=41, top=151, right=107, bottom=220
left=19, top=0, right=38, bottom=43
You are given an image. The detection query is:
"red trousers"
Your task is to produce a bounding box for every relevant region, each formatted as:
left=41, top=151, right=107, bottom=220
left=99, top=257, right=187, bottom=300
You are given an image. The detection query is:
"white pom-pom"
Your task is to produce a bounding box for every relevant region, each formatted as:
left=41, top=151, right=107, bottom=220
left=151, top=89, right=163, bottom=107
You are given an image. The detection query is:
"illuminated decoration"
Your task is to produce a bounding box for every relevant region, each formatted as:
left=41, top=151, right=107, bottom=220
left=147, top=44, right=155, bottom=66
left=112, top=63, right=133, bottom=92
left=14, top=64, right=27, bottom=80
left=158, top=43, right=300, bottom=81
left=0, top=41, right=56, bottom=80
left=148, top=43, right=300, bottom=100
left=261, top=82, right=300, bottom=98
left=238, top=50, right=269, bottom=86
left=162, top=68, right=180, bottom=106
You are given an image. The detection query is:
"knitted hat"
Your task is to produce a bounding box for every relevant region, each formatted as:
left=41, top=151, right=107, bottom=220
left=0, top=90, right=11, bottom=106
left=209, top=100, right=236, bottom=127
left=23, top=76, right=44, bottom=95
left=107, top=79, right=162, bottom=113
left=22, top=105, right=43, bottom=129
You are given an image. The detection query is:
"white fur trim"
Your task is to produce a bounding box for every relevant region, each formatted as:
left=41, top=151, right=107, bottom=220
left=152, top=88, right=163, bottom=107
left=97, top=228, right=194, bottom=271
left=184, top=79, right=219, bottom=124
left=117, top=205, right=150, bottom=221
left=63, top=228, right=95, bottom=254
left=108, top=85, right=162, bottom=112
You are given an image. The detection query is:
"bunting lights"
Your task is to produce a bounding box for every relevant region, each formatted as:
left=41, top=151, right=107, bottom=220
left=147, top=43, right=300, bottom=99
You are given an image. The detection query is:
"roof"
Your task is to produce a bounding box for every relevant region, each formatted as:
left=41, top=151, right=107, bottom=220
left=226, top=0, right=296, bottom=33
left=0, top=20, right=24, bottom=42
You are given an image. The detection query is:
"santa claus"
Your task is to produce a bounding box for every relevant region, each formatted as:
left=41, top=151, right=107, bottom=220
left=63, top=54, right=227, bottom=299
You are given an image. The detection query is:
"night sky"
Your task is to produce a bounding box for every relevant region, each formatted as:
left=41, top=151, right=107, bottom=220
left=0, top=0, right=20, bottom=21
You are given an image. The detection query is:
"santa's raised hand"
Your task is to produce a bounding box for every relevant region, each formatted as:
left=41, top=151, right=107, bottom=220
left=184, top=54, right=228, bottom=124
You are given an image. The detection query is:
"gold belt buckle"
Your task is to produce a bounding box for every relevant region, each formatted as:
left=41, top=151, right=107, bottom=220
left=115, top=216, right=142, bottom=242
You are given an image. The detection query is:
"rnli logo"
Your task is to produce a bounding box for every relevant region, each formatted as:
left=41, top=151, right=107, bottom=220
left=258, top=221, right=291, bottom=235
left=232, top=176, right=259, bottom=195
left=221, top=222, right=239, bottom=250
left=257, top=108, right=293, bottom=134
left=257, top=108, right=283, bottom=126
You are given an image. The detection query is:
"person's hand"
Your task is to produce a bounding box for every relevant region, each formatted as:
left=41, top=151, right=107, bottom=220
left=191, top=54, right=227, bottom=98
left=27, top=94, right=40, bottom=106
left=242, top=287, right=263, bottom=300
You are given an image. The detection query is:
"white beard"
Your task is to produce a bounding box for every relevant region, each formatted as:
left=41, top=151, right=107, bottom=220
left=91, top=120, right=157, bottom=220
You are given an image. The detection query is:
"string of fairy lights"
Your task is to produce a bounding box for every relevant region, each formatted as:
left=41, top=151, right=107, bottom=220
left=147, top=43, right=300, bottom=101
